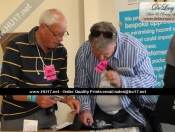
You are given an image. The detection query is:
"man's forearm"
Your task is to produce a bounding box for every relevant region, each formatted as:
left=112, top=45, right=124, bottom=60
left=12, top=95, right=28, bottom=101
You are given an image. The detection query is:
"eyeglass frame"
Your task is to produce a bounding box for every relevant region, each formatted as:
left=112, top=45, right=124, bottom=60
left=90, top=30, right=116, bottom=38
left=44, top=24, right=69, bottom=37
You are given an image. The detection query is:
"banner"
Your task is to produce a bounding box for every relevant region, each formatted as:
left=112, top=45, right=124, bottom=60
left=115, top=0, right=175, bottom=88
left=0, top=88, right=174, bottom=95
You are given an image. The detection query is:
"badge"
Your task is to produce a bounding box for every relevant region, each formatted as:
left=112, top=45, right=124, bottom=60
left=44, top=64, right=57, bottom=81
left=95, top=60, right=109, bottom=73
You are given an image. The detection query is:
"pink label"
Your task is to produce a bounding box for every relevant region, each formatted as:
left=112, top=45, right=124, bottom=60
left=95, top=60, right=109, bottom=73
left=44, top=64, right=57, bottom=81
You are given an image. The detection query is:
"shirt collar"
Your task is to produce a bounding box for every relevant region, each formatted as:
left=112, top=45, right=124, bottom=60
left=28, top=26, right=39, bottom=44
left=113, top=32, right=121, bottom=60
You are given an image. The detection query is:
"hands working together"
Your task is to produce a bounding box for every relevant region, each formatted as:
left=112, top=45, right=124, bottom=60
left=35, top=95, right=80, bottom=115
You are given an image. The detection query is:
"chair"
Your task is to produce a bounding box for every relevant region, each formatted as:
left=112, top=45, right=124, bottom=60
left=0, top=32, right=24, bottom=53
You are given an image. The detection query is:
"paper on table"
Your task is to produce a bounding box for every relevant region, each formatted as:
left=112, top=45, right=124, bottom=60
left=23, top=119, right=38, bottom=132
left=51, top=121, right=72, bottom=130
left=89, top=127, right=138, bottom=132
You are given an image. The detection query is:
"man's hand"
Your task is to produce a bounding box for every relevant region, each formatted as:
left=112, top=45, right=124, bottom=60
left=79, top=109, right=93, bottom=126
left=105, top=70, right=121, bottom=88
left=36, top=95, right=57, bottom=108
left=66, top=96, right=80, bottom=115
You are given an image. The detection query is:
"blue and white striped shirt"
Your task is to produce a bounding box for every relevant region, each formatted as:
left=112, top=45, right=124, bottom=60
left=74, top=32, right=157, bottom=126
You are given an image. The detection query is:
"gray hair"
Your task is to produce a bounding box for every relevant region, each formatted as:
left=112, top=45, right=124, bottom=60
left=39, top=9, right=67, bottom=26
left=89, top=21, right=117, bottom=51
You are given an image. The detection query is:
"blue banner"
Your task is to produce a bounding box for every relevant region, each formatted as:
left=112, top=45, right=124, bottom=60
left=119, top=9, right=175, bottom=88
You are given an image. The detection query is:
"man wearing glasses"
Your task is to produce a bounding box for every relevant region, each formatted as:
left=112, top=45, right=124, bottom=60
left=0, top=9, right=80, bottom=130
left=74, top=22, right=157, bottom=132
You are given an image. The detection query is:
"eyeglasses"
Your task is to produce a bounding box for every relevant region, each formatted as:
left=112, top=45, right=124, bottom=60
left=90, top=30, right=116, bottom=38
left=44, top=24, right=69, bottom=37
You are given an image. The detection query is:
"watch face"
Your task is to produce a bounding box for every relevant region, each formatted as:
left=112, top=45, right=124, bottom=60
left=50, top=95, right=64, bottom=101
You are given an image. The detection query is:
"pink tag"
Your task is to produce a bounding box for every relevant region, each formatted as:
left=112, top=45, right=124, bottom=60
left=44, top=64, right=57, bottom=81
left=95, top=60, right=109, bottom=73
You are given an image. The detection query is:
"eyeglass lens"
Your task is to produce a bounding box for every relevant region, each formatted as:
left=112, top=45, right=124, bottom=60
left=91, top=30, right=114, bottom=38
left=45, top=24, right=69, bottom=37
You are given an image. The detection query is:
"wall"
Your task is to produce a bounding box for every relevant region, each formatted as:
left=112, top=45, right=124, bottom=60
left=84, top=0, right=117, bottom=40
left=0, top=0, right=117, bottom=125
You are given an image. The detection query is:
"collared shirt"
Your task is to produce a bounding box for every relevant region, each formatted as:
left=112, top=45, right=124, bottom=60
left=74, top=32, right=157, bottom=126
left=0, top=26, right=69, bottom=88
left=0, top=26, right=69, bottom=120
